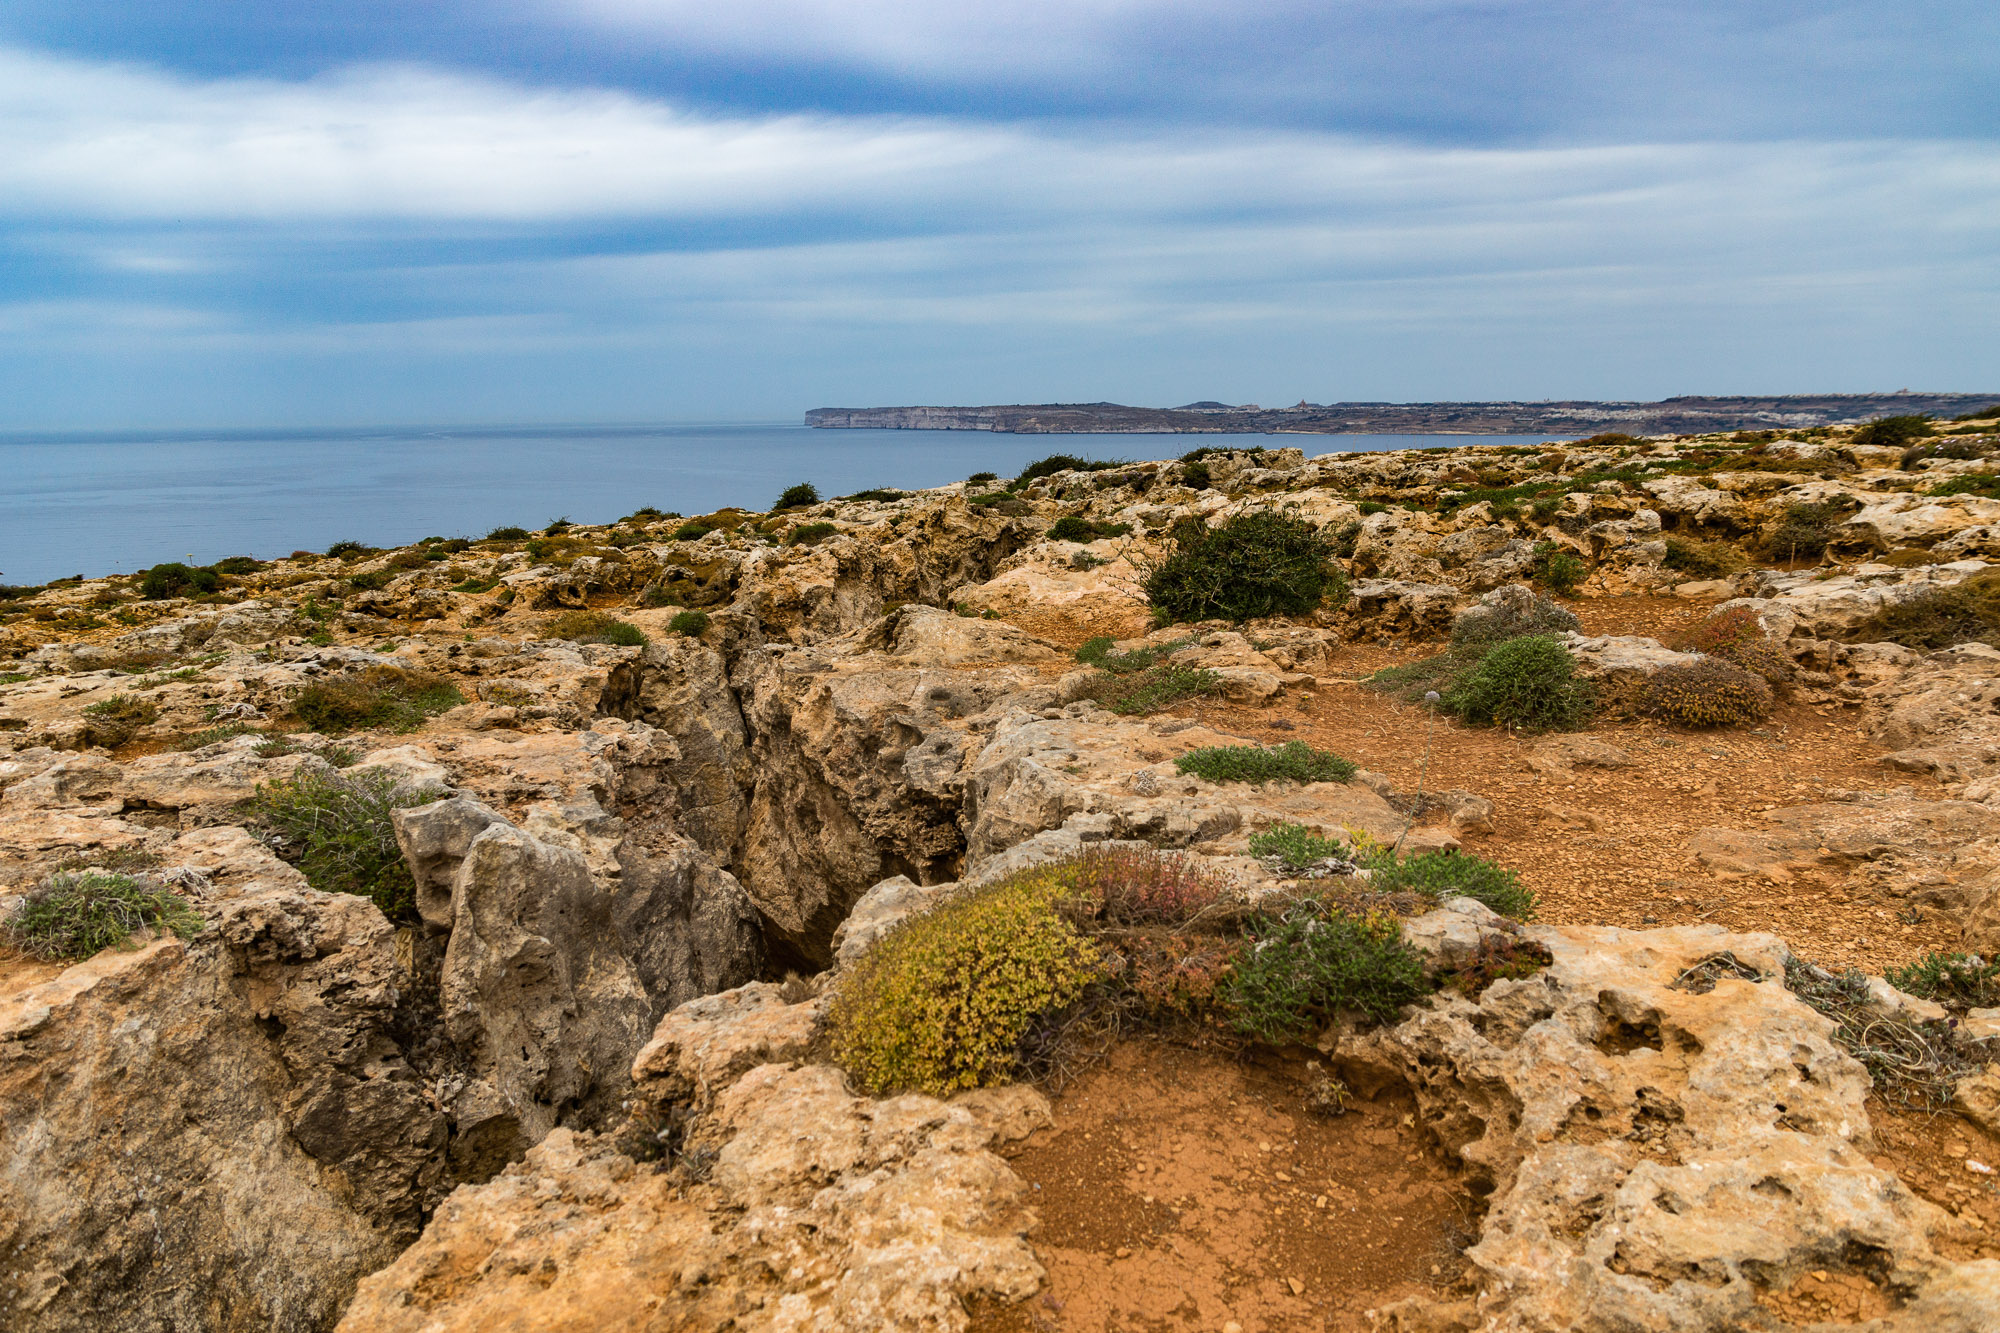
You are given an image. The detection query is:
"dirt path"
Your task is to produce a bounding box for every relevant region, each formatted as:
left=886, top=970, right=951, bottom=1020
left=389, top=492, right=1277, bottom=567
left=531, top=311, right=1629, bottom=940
left=969, top=1039, right=1475, bottom=1333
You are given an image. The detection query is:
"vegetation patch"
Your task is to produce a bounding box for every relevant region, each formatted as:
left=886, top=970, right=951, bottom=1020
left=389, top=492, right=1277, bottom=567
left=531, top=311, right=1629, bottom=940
left=1848, top=570, right=2000, bottom=650
left=1661, top=535, right=1746, bottom=580
left=830, top=872, right=1103, bottom=1095
left=6, top=871, right=203, bottom=961
left=1639, top=659, right=1773, bottom=728
left=667, top=609, right=711, bottom=637
left=1445, top=634, right=1594, bottom=732
left=139, top=562, right=222, bottom=599
left=788, top=522, right=839, bottom=546
left=1077, top=662, right=1224, bottom=715
left=1529, top=541, right=1585, bottom=595
left=1884, top=950, right=2000, bottom=1009
left=1670, top=605, right=1791, bottom=682
left=1850, top=414, right=1935, bottom=449
left=1016, top=454, right=1125, bottom=486
left=174, top=722, right=262, bottom=750
left=775, top=482, right=821, bottom=510
left=1785, top=958, right=1980, bottom=1111
left=1762, top=498, right=1858, bottom=563
left=1175, top=741, right=1357, bottom=785
left=1143, top=511, right=1344, bottom=625
left=325, top=539, right=371, bottom=559
left=839, top=488, right=907, bottom=503
left=245, top=768, right=445, bottom=920
left=1219, top=904, right=1429, bottom=1039
left=1247, top=823, right=1361, bottom=878
left=547, top=610, right=648, bottom=647
left=485, top=525, right=530, bottom=541
left=1047, top=515, right=1133, bottom=542
left=288, top=666, right=464, bottom=734
left=81, top=693, right=160, bottom=747
left=1371, top=849, right=1536, bottom=919
left=1451, top=590, right=1577, bottom=647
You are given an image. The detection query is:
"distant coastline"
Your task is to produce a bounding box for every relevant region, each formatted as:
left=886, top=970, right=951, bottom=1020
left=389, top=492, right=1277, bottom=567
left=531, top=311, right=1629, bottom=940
left=806, top=393, right=2000, bottom=436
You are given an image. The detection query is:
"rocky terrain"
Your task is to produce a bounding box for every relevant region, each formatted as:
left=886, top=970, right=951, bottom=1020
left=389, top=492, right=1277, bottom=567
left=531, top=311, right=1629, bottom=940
left=4, top=413, right=2000, bottom=1331
left=805, top=394, right=2000, bottom=436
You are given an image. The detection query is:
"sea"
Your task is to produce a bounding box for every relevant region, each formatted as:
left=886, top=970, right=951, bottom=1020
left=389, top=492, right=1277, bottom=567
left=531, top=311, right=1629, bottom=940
left=0, top=422, right=1572, bottom=587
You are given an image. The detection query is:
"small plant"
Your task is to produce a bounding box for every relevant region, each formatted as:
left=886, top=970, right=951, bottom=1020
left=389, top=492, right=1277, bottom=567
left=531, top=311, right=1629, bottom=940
left=1075, top=636, right=1187, bottom=674
left=486, top=525, right=530, bottom=541
left=211, top=555, right=261, bottom=575
left=1661, top=535, right=1746, bottom=580
left=1175, top=741, right=1357, bottom=785
left=829, top=872, right=1103, bottom=1095
left=840, top=488, right=907, bottom=503
left=1445, top=634, right=1594, bottom=731
left=1639, top=659, right=1773, bottom=728
left=1851, top=570, right=2000, bottom=649
left=1451, top=590, right=1578, bottom=647
left=1372, top=849, right=1536, bottom=919
left=667, top=609, right=711, bottom=637
left=1786, top=958, right=1978, bottom=1111
left=288, top=666, right=464, bottom=734
left=1047, top=515, right=1131, bottom=542
left=1850, top=414, right=1934, bottom=449
left=81, top=693, right=159, bottom=747
left=672, top=518, right=720, bottom=541
left=1247, top=823, right=1359, bottom=877
left=1144, top=511, right=1345, bottom=625
left=1884, top=951, right=2000, bottom=1008
left=1438, top=935, right=1553, bottom=997
left=1530, top=541, right=1585, bottom=595
left=775, top=482, right=821, bottom=510
left=139, top=562, right=222, bottom=599
left=967, top=471, right=998, bottom=484
left=1015, top=454, right=1123, bottom=486
left=788, top=522, right=839, bottom=546
left=1528, top=494, right=1564, bottom=522
left=1063, top=846, right=1230, bottom=927
left=1181, top=461, right=1213, bottom=490
left=6, top=871, right=202, bottom=960
left=174, top=722, right=261, bottom=750
left=245, top=769, right=444, bottom=920
left=544, top=516, right=572, bottom=534
left=1671, top=606, right=1790, bottom=682
left=546, top=610, right=648, bottom=647
left=325, top=539, right=370, bottom=558
left=1763, top=499, right=1857, bottom=563
left=1219, top=904, right=1429, bottom=1039
left=347, top=570, right=392, bottom=591
left=1078, top=662, right=1225, bottom=715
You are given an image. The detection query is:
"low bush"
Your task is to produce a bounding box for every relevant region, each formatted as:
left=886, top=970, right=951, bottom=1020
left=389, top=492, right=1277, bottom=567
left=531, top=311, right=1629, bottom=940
left=1075, top=635, right=1187, bottom=674
left=544, top=516, right=572, bottom=534
left=1144, top=512, right=1344, bottom=625
left=1850, top=414, right=1934, bottom=449
left=1438, top=935, right=1553, bottom=997
left=6, top=871, right=202, bottom=960
left=486, top=525, right=530, bottom=541
left=81, top=693, right=159, bottom=746
left=1849, top=570, right=2000, bottom=649
left=1175, top=741, right=1357, bottom=785
left=1762, top=499, right=1856, bottom=563
left=1529, top=541, right=1585, bottom=595
left=289, top=666, right=464, bottom=734
left=1574, top=431, right=1644, bottom=448
left=1246, top=823, right=1356, bottom=875
left=245, top=769, right=444, bottom=920
left=1451, top=590, right=1577, bottom=647
left=1060, top=846, right=1230, bottom=927
left=1954, top=405, right=2000, bottom=422
left=211, top=555, right=261, bottom=575
left=1924, top=474, right=2000, bottom=499
left=775, top=482, right=821, bottom=510
left=668, top=609, right=711, bottom=637
left=1077, top=662, right=1224, bottom=715
left=347, top=570, right=392, bottom=591
left=1639, top=659, right=1773, bottom=727
left=139, top=562, right=222, bottom=599
left=1219, top=904, right=1429, bottom=1039
left=325, top=539, right=370, bottom=558
left=1181, top=445, right=1267, bottom=463
left=1671, top=606, right=1790, bottom=682
left=1445, top=634, right=1594, bottom=731
left=1047, top=515, right=1131, bottom=542
left=547, top=610, right=647, bottom=647
left=1016, top=454, right=1124, bottom=486
left=967, top=471, right=998, bottom=484
left=1180, top=461, right=1213, bottom=490
left=174, top=722, right=261, bottom=750
left=1902, top=438, right=1998, bottom=469
left=1661, top=535, right=1746, bottom=580
left=829, top=872, right=1103, bottom=1095
left=1884, top=951, right=2000, bottom=1008
left=1371, top=849, right=1536, bottom=919
left=840, top=488, right=907, bottom=503
left=788, top=522, right=839, bottom=546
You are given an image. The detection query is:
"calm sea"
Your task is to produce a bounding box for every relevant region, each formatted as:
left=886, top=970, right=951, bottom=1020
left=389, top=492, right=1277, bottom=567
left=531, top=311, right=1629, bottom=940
left=0, top=422, right=1569, bottom=586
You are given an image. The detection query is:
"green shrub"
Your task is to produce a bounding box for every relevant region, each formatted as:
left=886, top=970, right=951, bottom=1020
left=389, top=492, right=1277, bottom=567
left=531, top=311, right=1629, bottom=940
left=668, top=609, right=711, bottom=637
left=6, top=871, right=202, bottom=960
left=1851, top=414, right=1934, bottom=449
left=1445, top=634, right=1594, bottom=731
left=1330, top=519, right=1363, bottom=559
left=788, top=522, right=838, bottom=546
left=245, top=769, right=444, bottom=920
left=830, top=871, right=1102, bottom=1095
left=1219, top=904, right=1429, bottom=1039
left=1763, top=499, right=1856, bottom=562
left=1181, top=461, right=1213, bottom=490
left=547, top=610, right=647, bottom=646
left=1047, top=515, right=1132, bottom=542
left=1356, top=500, right=1388, bottom=516
left=1181, top=445, right=1267, bottom=463
left=347, top=570, right=392, bottom=591
left=139, top=562, right=222, bottom=599
left=1884, top=951, right=2000, bottom=1008
left=1639, top=659, right=1773, bottom=727
left=967, top=471, right=998, bottom=484
left=1451, top=591, right=1577, bottom=647
left=1528, top=494, right=1564, bottom=522
left=1575, top=431, right=1644, bottom=448
left=1670, top=606, right=1790, bottom=682
left=1246, top=823, right=1353, bottom=874
left=289, top=667, right=464, bottom=734
left=211, top=555, right=261, bottom=575
left=325, top=539, right=370, bottom=558
left=486, top=525, right=530, bottom=541
left=1059, top=846, right=1230, bottom=927
left=1016, top=454, right=1123, bottom=486
left=1953, top=406, right=2000, bottom=422
left=775, top=482, right=821, bottom=510
left=81, top=693, right=159, bottom=746
left=840, top=488, right=907, bottom=503
left=174, top=722, right=261, bottom=750
left=1143, top=511, right=1344, bottom=625
left=1078, top=662, right=1224, bottom=715
left=544, top=516, right=572, bottom=534
left=1075, top=635, right=1189, bottom=674
left=1849, top=571, right=2000, bottom=649
left=1662, top=535, right=1746, bottom=580
left=1371, top=849, right=1535, bottom=919
left=1530, top=541, right=1584, bottom=595
left=1175, top=741, right=1357, bottom=785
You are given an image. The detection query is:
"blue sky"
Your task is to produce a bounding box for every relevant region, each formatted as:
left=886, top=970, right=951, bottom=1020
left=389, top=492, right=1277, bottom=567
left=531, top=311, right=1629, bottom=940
left=1, top=2, right=1995, bottom=427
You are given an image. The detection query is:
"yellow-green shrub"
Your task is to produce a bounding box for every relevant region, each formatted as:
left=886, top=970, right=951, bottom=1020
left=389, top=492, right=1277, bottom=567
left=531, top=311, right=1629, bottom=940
left=830, top=871, right=1103, bottom=1095
left=1639, top=658, right=1773, bottom=727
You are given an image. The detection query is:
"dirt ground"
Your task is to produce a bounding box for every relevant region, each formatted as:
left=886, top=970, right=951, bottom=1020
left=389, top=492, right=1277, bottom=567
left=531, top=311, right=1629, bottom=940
left=969, top=1039, right=1476, bottom=1333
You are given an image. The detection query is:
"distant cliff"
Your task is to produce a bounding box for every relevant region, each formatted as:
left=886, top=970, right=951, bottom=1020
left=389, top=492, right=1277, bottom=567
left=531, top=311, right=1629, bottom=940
left=806, top=393, right=2000, bottom=436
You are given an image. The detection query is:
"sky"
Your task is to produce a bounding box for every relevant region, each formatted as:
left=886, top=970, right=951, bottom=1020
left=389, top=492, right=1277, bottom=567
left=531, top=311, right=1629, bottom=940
left=1, top=2, right=1996, bottom=427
